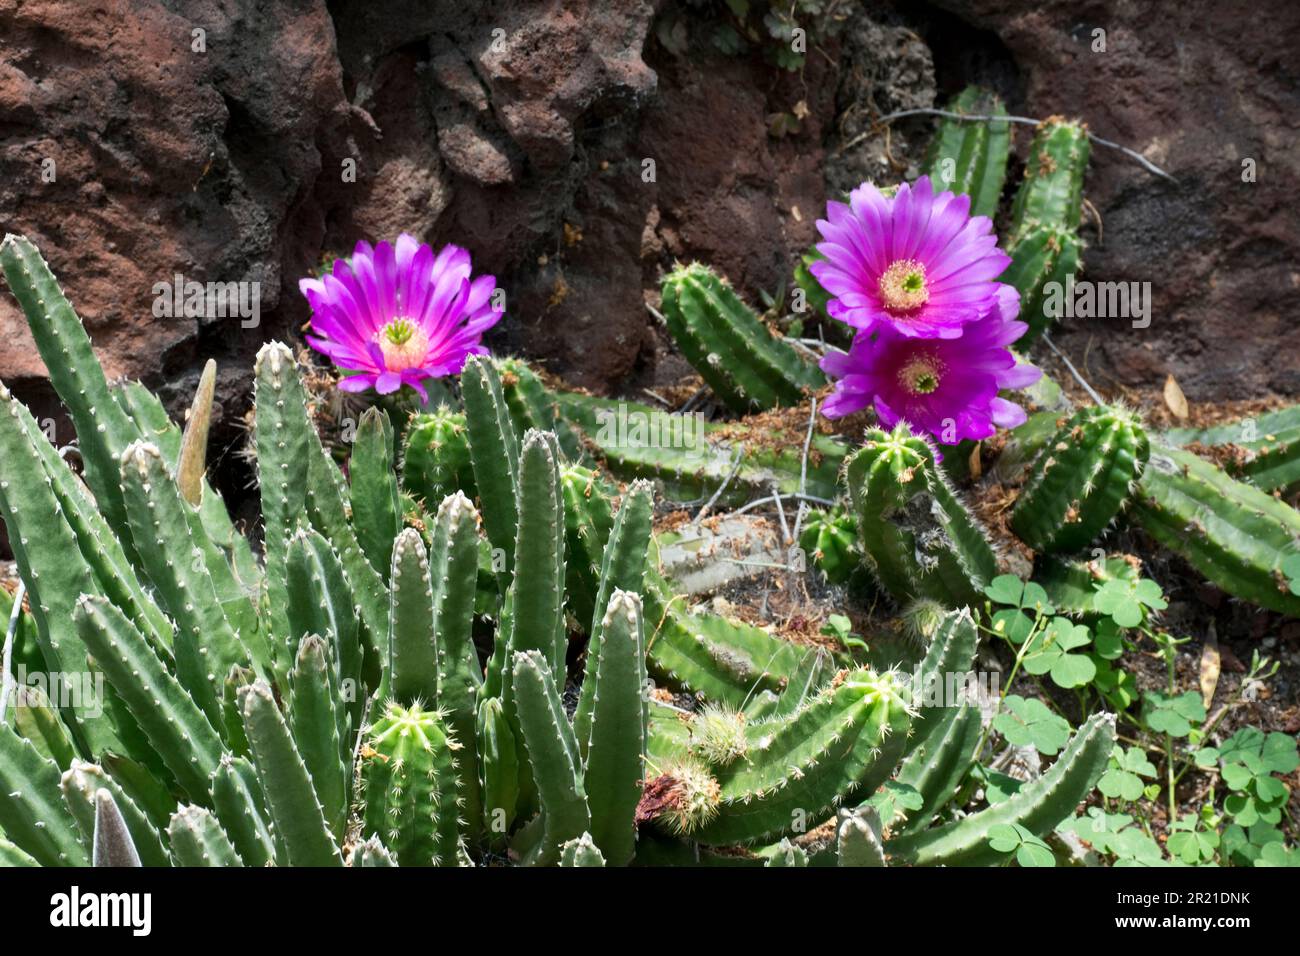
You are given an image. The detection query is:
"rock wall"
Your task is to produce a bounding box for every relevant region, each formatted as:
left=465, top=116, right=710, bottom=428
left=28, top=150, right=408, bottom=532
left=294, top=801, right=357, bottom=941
left=0, top=0, right=1295, bottom=437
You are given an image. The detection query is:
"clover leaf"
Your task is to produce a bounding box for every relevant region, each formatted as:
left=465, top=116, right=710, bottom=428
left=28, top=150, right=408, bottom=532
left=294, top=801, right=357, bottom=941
left=993, top=695, right=1071, bottom=756
left=1098, top=745, right=1158, bottom=802
left=987, top=823, right=1055, bottom=867
left=1142, top=690, right=1205, bottom=738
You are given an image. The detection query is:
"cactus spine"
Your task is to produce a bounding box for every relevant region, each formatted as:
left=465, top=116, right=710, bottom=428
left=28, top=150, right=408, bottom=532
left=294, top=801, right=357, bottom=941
left=846, top=423, right=998, bottom=609
left=1010, top=405, right=1150, bottom=553
left=402, top=405, right=476, bottom=506
left=661, top=262, right=823, bottom=412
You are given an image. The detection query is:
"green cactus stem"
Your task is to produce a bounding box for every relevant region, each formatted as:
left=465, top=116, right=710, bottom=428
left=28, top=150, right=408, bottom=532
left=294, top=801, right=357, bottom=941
left=402, top=405, right=477, bottom=506
left=921, top=86, right=1011, bottom=219
left=1010, top=405, right=1150, bottom=554
left=661, top=262, right=824, bottom=412
left=846, top=423, right=999, bottom=609
left=1132, top=446, right=1300, bottom=616
left=1164, top=403, right=1300, bottom=496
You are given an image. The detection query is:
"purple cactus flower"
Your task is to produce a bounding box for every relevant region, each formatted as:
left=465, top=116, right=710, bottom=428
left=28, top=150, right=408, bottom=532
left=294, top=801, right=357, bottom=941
left=810, top=175, right=1010, bottom=340
left=819, top=285, right=1041, bottom=445
left=299, top=234, right=503, bottom=400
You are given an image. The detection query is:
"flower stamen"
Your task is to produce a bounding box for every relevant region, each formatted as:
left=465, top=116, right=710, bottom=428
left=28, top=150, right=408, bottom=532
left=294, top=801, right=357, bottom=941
left=879, top=259, right=929, bottom=312
left=898, top=355, right=944, bottom=396
left=376, top=318, right=431, bottom=371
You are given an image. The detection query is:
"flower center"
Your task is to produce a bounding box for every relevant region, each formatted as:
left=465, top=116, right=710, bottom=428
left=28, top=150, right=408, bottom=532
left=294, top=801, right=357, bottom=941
left=879, top=259, right=929, bottom=312
left=898, top=355, right=944, bottom=396
left=375, top=318, right=430, bottom=371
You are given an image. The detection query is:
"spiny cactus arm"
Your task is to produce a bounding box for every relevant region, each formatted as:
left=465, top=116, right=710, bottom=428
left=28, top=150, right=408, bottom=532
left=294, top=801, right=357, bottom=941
left=837, top=806, right=886, bottom=867
left=0, top=386, right=134, bottom=752
left=402, top=406, right=476, bottom=505
left=574, top=480, right=653, bottom=750
left=1164, top=404, right=1300, bottom=495
left=461, top=354, right=520, bottom=572
left=1003, top=225, right=1084, bottom=347
left=209, top=754, right=277, bottom=868
left=1010, top=406, right=1150, bottom=554
left=646, top=699, right=693, bottom=765
left=92, top=790, right=143, bottom=867
left=554, top=391, right=846, bottom=506
left=12, top=684, right=77, bottom=771
left=511, top=651, right=591, bottom=865
left=508, top=431, right=567, bottom=673
left=767, top=646, right=836, bottom=718
left=167, top=805, right=244, bottom=867
left=693, top=671, right=912, bottom=846
left=643, top=583, right=806, bottom=707
left=581, top=591, right=647, bottom=866
left=118, top=440, right=249, bottom=725
left=250, top=345, right=392, bottom=650
left=921, top=86, right=1011, bottom=220
left=254, top=342, right=311, bottom=648
left=1009, top=118, right=1091, bottom=233
left=763, top=837, right=809, bottom=867
left=477, top=695, right=520, bottom=843
left=380, top=528, right=439, bottom=705
left=288, top=635, right=348, bottom=841
left=351, top=407, right=403, bottom=582
left=559, top=465, right=615, bottom=634
left=661, top=263, right=823, bottom=412
left=0, top=235, right=142, bottom=549
left=239, top=680, right=341, bottom=866
left=888, top=712, right=1115, bottom=866
left=429, top=491, right=483, bottom=841
left=100, top=751, right=178, bottom=831
left=1133, top=446, right=1300, bottom=616
left=360, top=702, right=465, bottom=866
left=905, top=608, right=979, bottom=756
left=0, top=836, right=38, bottom=866
left=0, top=724, right=89, bottom=865
left=895, top=703, right=982, bottom=833
left=74, top=595, right=226, bottom=801
left=349, top=835, right=399, bottom=867
left=497, top=357, right=587, bottom=461
left=558, top=831, right=607, bottom=866
left=846, top=425, right=997, bottom=608
left=287, top=530, right=365, bottom=735
left=60, top=760, right=170, bottom=868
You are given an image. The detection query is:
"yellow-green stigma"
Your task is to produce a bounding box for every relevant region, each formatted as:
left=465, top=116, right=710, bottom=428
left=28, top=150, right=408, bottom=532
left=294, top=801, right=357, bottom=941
left=375, top=318, right=430, bottom=371
left=898, top=355, right=943, bottom=396
left=879, top=258, right=929, bottom=312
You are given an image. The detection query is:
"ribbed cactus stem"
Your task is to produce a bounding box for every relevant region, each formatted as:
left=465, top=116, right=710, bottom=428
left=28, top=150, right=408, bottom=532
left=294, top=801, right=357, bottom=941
left=1132, top=445, right=1300, bottom=616
left=846, top=423, right=999, bottom=609
left=361, top=700, right=466, bottom=867
left=402, top=405, right=476, bottom=505
left=1010, top=405, right=1149, bottom=554
left=921, top=86, right=1011, bottom=219
left=661, top=262, right=824, bottom=412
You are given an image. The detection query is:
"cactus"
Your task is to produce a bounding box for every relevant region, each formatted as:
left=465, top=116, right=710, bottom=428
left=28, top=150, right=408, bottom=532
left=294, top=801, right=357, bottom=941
left=402, top=405, right=476, bottom=506
left=846, top=422, right=999, bottom=609
left=888, top=714, right=1115, bottom=865
left=921, top=86, right=1011, bottom=220
left=661, top=262, right=824, bottom=412
left=645, top=668, right=912, bottom=846
left=1001, top=119, right=1091, bottom=344
left=555, top=390, right=846, bottom=505
left=1132, top=445, right=1300, bottom=616
left=360, top=700, right=465, bottom=867
left=1010, top=405, right=1150, bottom=554
left=798, top=506, right=859, bottom=585
left=1164, top=403, right=1300, bottom=496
